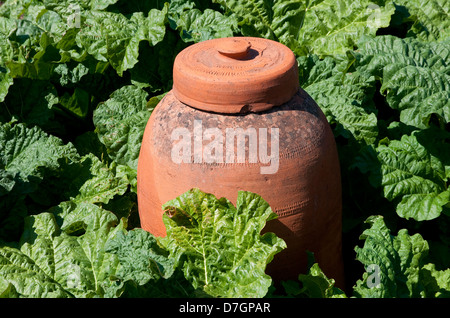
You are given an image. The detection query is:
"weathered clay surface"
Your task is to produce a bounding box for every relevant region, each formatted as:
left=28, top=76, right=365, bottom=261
left=137, top=89, right=344, bottom=287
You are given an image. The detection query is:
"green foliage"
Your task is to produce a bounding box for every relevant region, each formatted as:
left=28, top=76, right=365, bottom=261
left=160, top=189, right=286, bottom=297
left=0, top=0, right=449, bottom=298
left=281, top=254, right=347, bottom=298
left=354, top=215, right=450, bottom=298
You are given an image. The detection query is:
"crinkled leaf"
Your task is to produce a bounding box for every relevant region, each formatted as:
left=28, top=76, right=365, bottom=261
left=105, top=228, right=174, bottom=283
left=353, top=215, right=429, bottom=298
left=354, top=129, right=450, bottom=221
left=289, top=0, right=395, bottom=56
left=395, top=0, right=450, bottom=42
left=51, top=200, right=120, bottom=235
left=160, top=188, right=286, bottom=298
left=0, top=203, right=126, bottom=298
left=213, top=0, right=275, bottom=40
left=397, top=191, right=450, bottom=222
left=356, top=35, right=450, bottom=128
left=0, top=122, right=79, bottom=180
left=93, top=85, right=154, bottom=170
left=72, top=155, right=131, bottom=204
left=298, top=263, right=347, bottom=298
left=104, top=227, right=201, bottom=298
left=172, top=8, right=238, bottom=43
left=0, top=245, right=73, bottom=298
left=77, top=5, right=168, bottom=75
left=298, top=54, right=378, bottom=145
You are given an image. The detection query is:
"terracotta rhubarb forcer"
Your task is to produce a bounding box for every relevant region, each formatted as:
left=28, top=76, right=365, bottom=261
left=137, top=37, right=345, bottom=288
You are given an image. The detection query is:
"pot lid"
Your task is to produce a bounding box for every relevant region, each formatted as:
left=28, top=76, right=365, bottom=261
left=172, top=37, right=299, bottom=113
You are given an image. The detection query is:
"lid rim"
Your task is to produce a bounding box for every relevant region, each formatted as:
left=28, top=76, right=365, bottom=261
left=173, top=86, right=300, bottom=114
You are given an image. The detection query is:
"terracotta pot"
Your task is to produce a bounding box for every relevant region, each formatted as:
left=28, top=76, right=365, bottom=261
left=137, top=37, right=344, bottom=288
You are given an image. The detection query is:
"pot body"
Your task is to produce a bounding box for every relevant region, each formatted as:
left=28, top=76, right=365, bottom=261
left=137, top=89, right=344, bottom=287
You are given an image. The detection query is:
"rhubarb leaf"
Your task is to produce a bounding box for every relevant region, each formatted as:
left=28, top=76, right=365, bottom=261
left=172, top=8, right=239, bottom=43
left=353, top=215, right=429, bottom=297
left=356, top=35, right=450, bottom=129
left=298, top=54, right=378, bottom=146
left=160, top=188, right=286, bottom=298
left=93, top=85, right=154, bottom=170
left=0, top=122, right=79, bottom=180
left=395, top=0, right=450, bottom=42
left=354, top=129, right=450, bottom=221
left=76, top=5, right=168, bottom=75
left=0, top=206, right=127, bottom=298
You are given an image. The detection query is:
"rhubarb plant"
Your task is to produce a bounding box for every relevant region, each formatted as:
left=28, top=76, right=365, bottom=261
left=0, top=0, right=449, bottom=299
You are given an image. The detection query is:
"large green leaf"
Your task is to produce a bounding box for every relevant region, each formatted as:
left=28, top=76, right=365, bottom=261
left=0, top=122, right=79, bottom=180
left=354, top=215, right=450, bottom=298
left=0, top=210, right=119, bottom=297
left=353, top=215, right=429, bottom=297
left=297, top=263, right=347, bottom=298
left=356, top=35, right=450, bottom=128
left=105, top=228, right=174, bottom=284
left=354, top=128, right=450, bottom=221
left=395, top=0, right=450, bottom=42
left=71, top=154, right=131, bottom=204
left=0, top=202, right=127, bottom=298
left=419, top=263, right=450, bottom=297
left=0, top=245, right=73, bottom=298
left=298, top=54, right=378, bottom=146
left=76, top=5, right=168, bottom=75
left=172, top=8, right=239, bottom=43
left=213, top=0, right=275, bottom=40
left=160, top=188, right=286, bottom=298
left=290, top=0, right=395, bottom=56
left=93, top=85, right=154, bottom=170
left=103, top=228, right=199, bottom=298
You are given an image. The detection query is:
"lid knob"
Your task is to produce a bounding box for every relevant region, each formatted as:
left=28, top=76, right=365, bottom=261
left=216, top=38, right=251, bottom=59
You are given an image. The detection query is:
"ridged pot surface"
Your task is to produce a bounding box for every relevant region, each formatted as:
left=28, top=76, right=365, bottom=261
left=137, top=89, right=344, bottom=287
